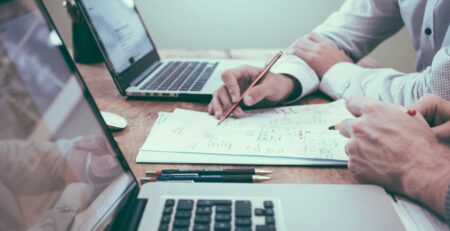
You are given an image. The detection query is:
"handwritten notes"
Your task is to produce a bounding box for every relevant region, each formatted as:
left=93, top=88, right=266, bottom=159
left=141, top=100, right=352, bottom=161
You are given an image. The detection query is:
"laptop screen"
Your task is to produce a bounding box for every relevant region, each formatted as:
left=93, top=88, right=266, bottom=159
left=0, top=0, right=136, bottom=230
left=77, top=0, right=160, bottom=93
left=81, top=0, right=154, bottom=73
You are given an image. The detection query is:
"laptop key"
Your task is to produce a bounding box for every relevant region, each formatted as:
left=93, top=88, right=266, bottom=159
left=160, top=215, right=171, bottom=224
left=179, top=63, right=207, bottom=91
left=197, top=200, right=213, bottom=207
left=235, top=200, right=252, bottom=217
left=175, top=211, right=192, bottom=219
left=163, top=207, right=173, bottom=215
left=196, top=206, right=212, bottom=215
left=235, top=218, right=252, bottom=227
left=214, top=222, right=231, bottom=231
left=215, top=213, right=231, bottom=222
left=211, top=200, right=232, bottom=206
left=158, top=224, right=169, bottom=231
left=215, top=206, right=232, bottom=214
left=256, top=225, right=276, bottom=231
left=194, top=215, right=212, bottom=224
left=265, top=208, right=275, bottom=216
left=263, top=201, right=273, bottom=209
left=194, top=224, right=210, bottom=231
left=165, top=199, right=175, bottom=207
left=177, top=199, right=194, bottom=211
left=235, top=228, right=252, bottom=231
left=173, top=219, right=190, bottom=227
left=266, top=216, right=276, bottom=225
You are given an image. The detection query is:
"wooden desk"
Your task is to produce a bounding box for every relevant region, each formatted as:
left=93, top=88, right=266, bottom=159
left=77, top=49, right=355, bottom=185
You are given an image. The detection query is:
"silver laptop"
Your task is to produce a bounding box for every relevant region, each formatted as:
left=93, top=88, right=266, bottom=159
left=75, top=0, right=262, bottom=101
left=0, top=1, right=406, bottom=230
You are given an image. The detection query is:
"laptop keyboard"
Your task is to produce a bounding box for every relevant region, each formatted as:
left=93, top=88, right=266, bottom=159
left=140, top=61, right=217, bottom=92
left=158, top=198, right=277, bottom=231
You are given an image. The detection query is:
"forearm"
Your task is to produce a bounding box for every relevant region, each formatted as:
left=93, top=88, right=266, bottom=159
left=320, top=47, right=450, bottom=106
left=402, top=147, right=450, bottom=218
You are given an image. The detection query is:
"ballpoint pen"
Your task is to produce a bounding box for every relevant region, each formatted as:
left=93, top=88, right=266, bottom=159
left=145, top=168, right=272, bottom=176
left=140, top=175, right=271, bottom=183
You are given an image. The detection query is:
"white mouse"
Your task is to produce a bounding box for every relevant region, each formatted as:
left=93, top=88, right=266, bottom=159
left=100, top=111, right=128, bottom=131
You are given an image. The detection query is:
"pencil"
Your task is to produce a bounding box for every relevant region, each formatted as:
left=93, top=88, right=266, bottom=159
left=217, top=51, right=283, bottom=125
left=328, top=108, right=417, bottom=130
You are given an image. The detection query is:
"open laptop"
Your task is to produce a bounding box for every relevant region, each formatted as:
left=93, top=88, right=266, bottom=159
left=74, top=0, right=263, bottom=101
left=0, top=1, right=406, bottom=230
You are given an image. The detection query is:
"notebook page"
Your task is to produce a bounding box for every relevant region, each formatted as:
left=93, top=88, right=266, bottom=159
left=141, top=100, right=352, bottom=161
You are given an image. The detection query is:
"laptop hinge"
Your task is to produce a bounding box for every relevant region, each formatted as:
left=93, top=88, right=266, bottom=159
left=129, top=62, right=162, bottom=87
left=106, top=188, right=148, bottom=231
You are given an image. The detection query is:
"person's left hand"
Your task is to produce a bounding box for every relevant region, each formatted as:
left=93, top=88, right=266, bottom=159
left=338, top=96, right=450, bottom=217
left=289, top=33, right=352, bottom=78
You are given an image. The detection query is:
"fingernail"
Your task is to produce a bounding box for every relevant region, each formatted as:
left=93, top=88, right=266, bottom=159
left=244, top=95, right=253, bottom=105
left=215, top=111, right=220, bottom=117
left=232, top=95, right=238, bottom=102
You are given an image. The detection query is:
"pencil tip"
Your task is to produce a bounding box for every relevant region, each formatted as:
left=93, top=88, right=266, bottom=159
left=328, top=126, right=335, bottom=130
left=217, top=120, right=223, bottom=126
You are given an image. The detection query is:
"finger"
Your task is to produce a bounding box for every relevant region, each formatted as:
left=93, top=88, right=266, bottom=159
left=345, top=139, right=358, bottom=157
left=291, top=49, right=312, bottom=62
left=432, top=121, right=450, bottom=142
left=210, top=95, right=224, bottom=119
left=291, top=38, right=316, bottom=51
left=217, top=87, right=233, bottom=113
left=242, top=82, right=273, bottom=106
left=232, top=106, right=246, bottom=118
left=338, top=118, right=356, bottom=138
left=308, top=33, right=326, bottom=43
left=344, top=95, right=379, bottom=117
left=221, top=66, right=262, bottom=103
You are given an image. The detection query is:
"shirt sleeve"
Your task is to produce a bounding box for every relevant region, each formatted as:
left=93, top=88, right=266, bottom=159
left=319, top=46, right=450, bottom=106
left=270, top=54, right=319, bottom=103
left=313, top=0, right=404, bottom=62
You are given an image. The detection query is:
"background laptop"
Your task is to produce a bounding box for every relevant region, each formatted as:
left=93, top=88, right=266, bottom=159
left=0, top=0, right=405, bottom=230
left=75, top=0, right=263, bottom=101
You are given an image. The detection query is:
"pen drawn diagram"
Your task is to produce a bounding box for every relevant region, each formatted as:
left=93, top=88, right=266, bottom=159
left=144, top=101, right=352, bottom=161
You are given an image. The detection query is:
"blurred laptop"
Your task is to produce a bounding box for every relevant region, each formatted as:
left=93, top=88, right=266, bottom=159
left=0, top=0, right=406, bottom=230
left=74, top=0, right=263, bottom=101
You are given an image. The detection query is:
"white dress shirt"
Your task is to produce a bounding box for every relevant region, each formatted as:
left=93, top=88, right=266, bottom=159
left=271, top=0, right=450, bottom=106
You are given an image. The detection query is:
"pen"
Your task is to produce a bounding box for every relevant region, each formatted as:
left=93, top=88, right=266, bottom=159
left=145, top=168, right=272, bottom=176
left=328, top=108, right=417, bottom=130
left=140, top=175, right=271, bottom=183
left=217, top=51, right=283, bottom=125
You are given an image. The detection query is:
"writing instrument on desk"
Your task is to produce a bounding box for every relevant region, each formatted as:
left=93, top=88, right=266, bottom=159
left=140, top=175, right=270, bottom=183
left=145, top=168, right=272, bottom=176
left=328, top=108, right=418, bottom=130
left=217, top=51, right=283, bottom=125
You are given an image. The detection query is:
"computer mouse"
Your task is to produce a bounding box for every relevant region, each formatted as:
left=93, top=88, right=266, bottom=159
left=100, top=111, right=128, bottom=131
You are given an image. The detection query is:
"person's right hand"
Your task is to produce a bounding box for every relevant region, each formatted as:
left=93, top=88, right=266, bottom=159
left=208, top=65, right=300, bottom=119
left=411, top=94, right=450, bottom=142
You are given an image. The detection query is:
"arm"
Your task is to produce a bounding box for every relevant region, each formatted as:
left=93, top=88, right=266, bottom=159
left=313, top=0, right=404, bottom=62
left=320, top=46, right=450, bottom=106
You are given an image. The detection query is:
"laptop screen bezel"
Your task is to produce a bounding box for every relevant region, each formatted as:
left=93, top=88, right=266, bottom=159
left=75, top=0, right=161, bottom=96
left=35, top=0, right=142, bottom=228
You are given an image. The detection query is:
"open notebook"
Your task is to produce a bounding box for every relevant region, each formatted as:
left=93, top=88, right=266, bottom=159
left=137, top=100, right=352, bottom=166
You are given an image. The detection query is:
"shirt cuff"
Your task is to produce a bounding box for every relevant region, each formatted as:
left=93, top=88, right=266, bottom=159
left=445, top=183, right=450, bottom=227
left=319, top=62, right=365, bottom=99
left=270, top=55, right=319, bottom=103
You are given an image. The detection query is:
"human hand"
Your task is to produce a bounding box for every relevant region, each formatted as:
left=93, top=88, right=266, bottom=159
left=289, top=33, right=352, bottom=78
left=338, top=96, right=450, bottom=217
left=208, top=65, right=300, bottom=119
left=411, top=94, right=450, bottom=142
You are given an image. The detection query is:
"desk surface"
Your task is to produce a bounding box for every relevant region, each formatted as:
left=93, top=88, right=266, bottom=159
left=77, top=49, right=356, bottom=185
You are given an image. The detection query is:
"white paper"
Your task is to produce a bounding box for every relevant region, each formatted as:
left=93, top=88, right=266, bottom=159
left=140, top=100, right=351, bottom=161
